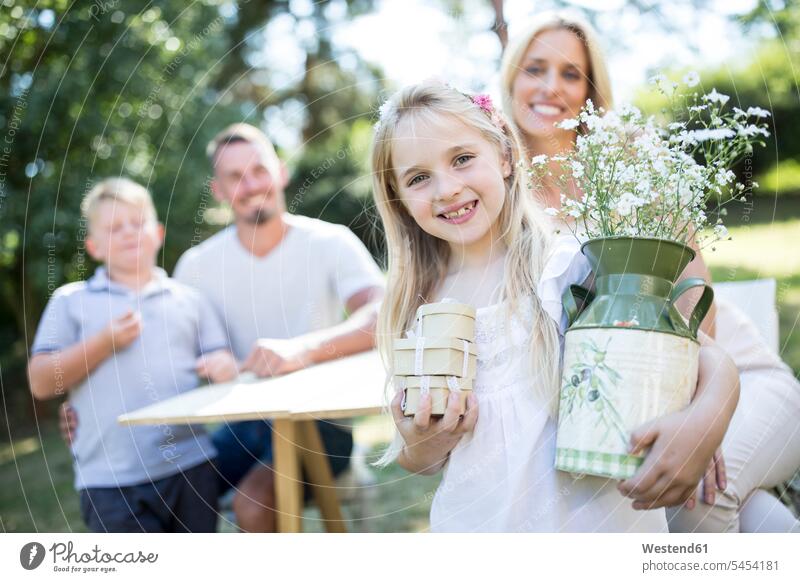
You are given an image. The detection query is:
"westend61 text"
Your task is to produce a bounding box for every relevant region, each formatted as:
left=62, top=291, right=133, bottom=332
left=642, top=543, right=708, bottom=554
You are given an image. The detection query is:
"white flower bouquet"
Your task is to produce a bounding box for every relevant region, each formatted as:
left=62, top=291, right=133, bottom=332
left=531, top=75, right=771, bottom=248
left=541, top=75, right=772, bottom=479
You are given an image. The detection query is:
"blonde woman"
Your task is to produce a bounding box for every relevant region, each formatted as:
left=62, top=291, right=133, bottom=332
left=371, top=80, right=738, bottom=531
left=500, top=11, right=800, bottom=532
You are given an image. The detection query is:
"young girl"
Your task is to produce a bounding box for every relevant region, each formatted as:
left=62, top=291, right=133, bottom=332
left=371, top=80, right=740, bottom=532
left=499, top=11, right=800, bottom=532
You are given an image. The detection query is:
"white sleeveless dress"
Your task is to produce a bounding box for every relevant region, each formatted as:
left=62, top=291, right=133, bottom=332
left=429, top=237, right=668, bottom=532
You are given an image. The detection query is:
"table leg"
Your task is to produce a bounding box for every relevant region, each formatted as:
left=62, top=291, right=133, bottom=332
left=297, top=420, right=347, bottom=533
left=272, top=418, right=302, bottom=533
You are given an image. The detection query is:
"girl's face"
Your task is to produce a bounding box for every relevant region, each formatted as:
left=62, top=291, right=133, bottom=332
left=510, top=28, right=590, bottom=143
left=391, top=114, right=510, bottom=263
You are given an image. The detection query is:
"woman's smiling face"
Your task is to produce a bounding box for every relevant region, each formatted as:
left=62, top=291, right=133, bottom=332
left=390, top=113, right=510, bottom=262
left=510, top=27, right=591, bottom=143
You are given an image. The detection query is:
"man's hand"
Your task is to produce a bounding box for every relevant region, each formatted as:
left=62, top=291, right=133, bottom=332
left=196, top=350, right=239, bottom=383
left=241, top=338, right=309, bottom=378
left=58, top=402, right=77, bottom=447
left=105, top=310, right=142, bottom=352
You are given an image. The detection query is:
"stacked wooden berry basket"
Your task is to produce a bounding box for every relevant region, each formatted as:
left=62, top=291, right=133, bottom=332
left=393, top=301, right=477, bottom=416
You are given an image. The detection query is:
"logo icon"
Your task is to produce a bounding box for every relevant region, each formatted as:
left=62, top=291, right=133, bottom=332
left=20, top=542, right=46, bottom=570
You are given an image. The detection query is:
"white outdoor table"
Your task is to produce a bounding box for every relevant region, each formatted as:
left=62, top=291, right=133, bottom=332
left=118, top=350, right=388, bottom=533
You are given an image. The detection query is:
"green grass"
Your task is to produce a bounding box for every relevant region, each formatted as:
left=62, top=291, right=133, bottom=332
left=0, top=428, right=87, bottom=532
left=758, top=159, right=800, bottom=197
left=0, top=419, right=439, bottom=533
left=704, top=218, right=800, bottom=374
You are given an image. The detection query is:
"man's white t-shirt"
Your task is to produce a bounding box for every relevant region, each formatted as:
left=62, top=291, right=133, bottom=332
left=173, top=213, right=384, bottom=361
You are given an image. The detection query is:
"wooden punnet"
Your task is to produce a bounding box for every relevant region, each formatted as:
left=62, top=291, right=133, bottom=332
left=393, top=301, right=477, bottom=417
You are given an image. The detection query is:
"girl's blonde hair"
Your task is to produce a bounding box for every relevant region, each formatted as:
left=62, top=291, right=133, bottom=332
left=370, top=81, right=562, bottom=465
left=499, top=11, right=614, bottom=130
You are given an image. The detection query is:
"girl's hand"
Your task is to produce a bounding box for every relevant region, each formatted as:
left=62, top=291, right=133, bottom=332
left=617, top=404, right=723, bottom=510
left=618, top=342, right=738, bottom=510
left=391, top=389, right=478, bottom=476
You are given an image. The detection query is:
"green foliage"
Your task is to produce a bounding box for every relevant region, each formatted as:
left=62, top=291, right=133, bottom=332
left=759, top=158, right=800, bottom=195
left=635, top=1, right=800, bottom=198
left=0, top=1, right=388, bottom=431
left=288, top=118, right=385, bottom=261
left=0, top=3, right=245, bottom=413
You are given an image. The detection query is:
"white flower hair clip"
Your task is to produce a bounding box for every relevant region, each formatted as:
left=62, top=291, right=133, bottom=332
left=374, top=99, right=394, bottom=130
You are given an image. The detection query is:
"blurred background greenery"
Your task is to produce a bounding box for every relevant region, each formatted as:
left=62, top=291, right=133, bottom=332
left=1, top=0, right=798, bottom=532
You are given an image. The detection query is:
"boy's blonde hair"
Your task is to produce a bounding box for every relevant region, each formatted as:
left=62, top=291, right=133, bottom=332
left=371, top=81, right=562, bottom=465
left=81, top=177, right=157, bottom=230
left=500, top=11, right=614, bottom=127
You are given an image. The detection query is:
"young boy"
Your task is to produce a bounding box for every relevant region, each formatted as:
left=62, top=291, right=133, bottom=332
left=28, top=177, right=238, bottom=533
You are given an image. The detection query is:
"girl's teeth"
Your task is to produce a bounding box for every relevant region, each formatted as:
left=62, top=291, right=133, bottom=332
left=443, top=202, right=475, bottom=219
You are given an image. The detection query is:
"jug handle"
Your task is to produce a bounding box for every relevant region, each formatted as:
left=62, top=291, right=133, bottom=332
left=562, top=284, right=595, bottom=327
left=669, top=277, right=714, bottom=338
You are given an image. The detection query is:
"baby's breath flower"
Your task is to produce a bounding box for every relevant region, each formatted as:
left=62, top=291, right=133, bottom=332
left=687, top=128, right=735, bottom=141
left=557, top=118, right=580, bottom=130
left=738, top=125, right=770, bottom=138
left=526, top=86, right=769, bottom=248
left=378, top=100, right=392, bottom=119
left=703, top=88, right=730, bottom=105
left=682, top=71, right=700, bottom=87
left=746, top=106, right=771, bottom=118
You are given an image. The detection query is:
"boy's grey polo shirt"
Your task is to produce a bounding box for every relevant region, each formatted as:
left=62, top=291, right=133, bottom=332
left=31, top=267, right=228, bottom=489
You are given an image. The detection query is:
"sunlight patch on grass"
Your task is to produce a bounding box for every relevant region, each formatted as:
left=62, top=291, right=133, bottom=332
left=704, top=220, right=800, bottom=277
left=0, top=437, right=40, bottom=465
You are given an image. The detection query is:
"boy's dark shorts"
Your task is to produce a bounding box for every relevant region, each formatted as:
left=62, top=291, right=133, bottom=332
left=212, top=419, right=353, bottom=500
left=79, top=460, right=218, bottom=533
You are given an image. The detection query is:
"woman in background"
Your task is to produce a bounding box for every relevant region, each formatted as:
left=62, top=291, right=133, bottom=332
left=499, top=10, right=800, bottom=532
